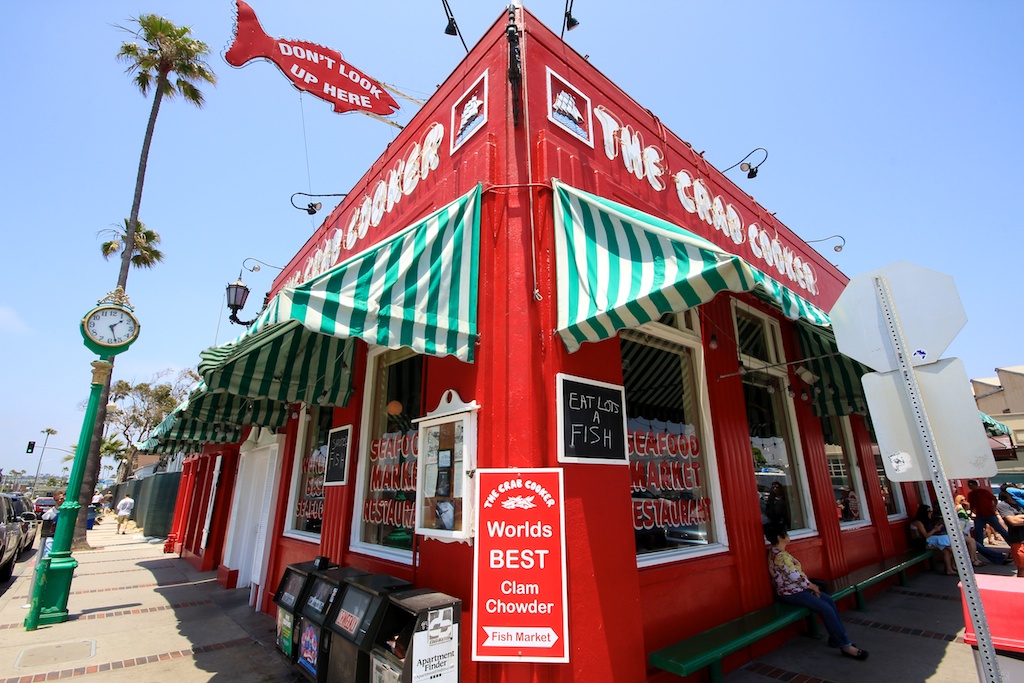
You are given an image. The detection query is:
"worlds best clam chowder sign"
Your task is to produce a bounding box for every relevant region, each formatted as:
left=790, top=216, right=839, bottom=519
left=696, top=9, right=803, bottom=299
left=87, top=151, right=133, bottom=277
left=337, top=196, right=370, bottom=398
left=473, top=469, right=568, bottom=663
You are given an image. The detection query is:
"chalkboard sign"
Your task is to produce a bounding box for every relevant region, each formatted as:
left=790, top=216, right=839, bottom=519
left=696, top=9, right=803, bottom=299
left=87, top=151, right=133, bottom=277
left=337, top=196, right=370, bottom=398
left=556, top=373, right=628, bottom=464
left=324, top=424, right=352, bottom=486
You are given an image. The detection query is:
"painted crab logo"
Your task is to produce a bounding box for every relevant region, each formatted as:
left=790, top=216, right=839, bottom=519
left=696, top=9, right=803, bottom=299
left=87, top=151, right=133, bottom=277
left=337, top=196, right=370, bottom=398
left=502, top=495, right=537, bottom=510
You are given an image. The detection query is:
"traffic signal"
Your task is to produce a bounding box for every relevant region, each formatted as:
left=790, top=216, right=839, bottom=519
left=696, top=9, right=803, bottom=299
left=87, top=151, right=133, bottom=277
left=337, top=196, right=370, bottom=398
left=26, top=441, right=35, bottom=454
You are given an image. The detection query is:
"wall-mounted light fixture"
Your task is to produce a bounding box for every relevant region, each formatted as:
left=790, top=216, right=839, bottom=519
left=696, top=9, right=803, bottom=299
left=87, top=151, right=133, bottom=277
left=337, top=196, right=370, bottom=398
left=441, top=0, right=469, bottom=52
left=290, top=192, right=349, bottom=216
left=806, top=234, right=846, bottom=253
left=226, top=258, right=281, bottom=326
left=722, top=147, right=768, bottom=179
left=561, top=0, right=580, bottom=37
left=242, top=257, right=283, bottom=274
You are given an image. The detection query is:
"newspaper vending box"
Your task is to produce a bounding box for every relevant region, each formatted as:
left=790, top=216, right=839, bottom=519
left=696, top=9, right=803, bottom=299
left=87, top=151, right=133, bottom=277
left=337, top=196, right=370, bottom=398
left=273, top=560, right=336, bottom=663
left=296, top=567, right=369, bottom=682
left=368, top=589, right=461, bottom=683
left=326, top=574, right=412, bottom=683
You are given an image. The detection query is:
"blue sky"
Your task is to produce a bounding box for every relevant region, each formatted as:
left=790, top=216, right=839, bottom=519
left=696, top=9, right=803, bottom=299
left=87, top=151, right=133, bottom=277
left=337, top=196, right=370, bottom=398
left=1, top=1, right=1022, bottom=476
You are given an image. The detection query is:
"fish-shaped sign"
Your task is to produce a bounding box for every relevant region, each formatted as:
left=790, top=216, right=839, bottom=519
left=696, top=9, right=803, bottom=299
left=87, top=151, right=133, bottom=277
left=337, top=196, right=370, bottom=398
left=225, top=0, right=400, bottom=117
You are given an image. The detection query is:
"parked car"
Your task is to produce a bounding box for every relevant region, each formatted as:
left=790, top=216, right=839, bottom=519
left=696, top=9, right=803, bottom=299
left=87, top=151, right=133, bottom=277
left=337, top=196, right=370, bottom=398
left=3, top=493, right=38, bottom=554
left=0, top=496, right=24, bottom=581
left=33, top=496, right=56, bottom=516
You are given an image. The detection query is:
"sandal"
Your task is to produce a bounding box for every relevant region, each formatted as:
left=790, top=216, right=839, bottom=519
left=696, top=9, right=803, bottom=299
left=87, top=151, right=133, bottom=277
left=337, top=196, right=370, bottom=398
left=841, top=648, right=869, bottom=661
left=973, top=560, right=984, bottom=567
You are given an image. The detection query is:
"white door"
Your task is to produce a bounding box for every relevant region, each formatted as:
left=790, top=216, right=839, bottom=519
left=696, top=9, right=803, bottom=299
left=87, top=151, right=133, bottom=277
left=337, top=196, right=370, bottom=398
left=222, top=440, right=280, bottom=596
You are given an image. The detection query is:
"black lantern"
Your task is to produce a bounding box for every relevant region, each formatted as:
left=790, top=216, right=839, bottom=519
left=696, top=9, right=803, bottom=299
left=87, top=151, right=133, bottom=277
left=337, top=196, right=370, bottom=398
left=226, top=275, right=256, bottom=326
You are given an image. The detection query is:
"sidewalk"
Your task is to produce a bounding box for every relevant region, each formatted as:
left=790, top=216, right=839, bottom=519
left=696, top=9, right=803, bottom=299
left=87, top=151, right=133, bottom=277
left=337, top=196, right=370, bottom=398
left=724, top=544, right=1019, bottom=683
left=0, top=517, right=1016, bottom=682
left=0, top=515, right=299, bottom=682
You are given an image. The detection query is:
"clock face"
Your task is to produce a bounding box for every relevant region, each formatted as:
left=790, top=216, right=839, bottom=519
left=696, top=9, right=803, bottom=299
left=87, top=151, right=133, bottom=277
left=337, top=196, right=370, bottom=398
left=84, top=306, right=139, bottom=347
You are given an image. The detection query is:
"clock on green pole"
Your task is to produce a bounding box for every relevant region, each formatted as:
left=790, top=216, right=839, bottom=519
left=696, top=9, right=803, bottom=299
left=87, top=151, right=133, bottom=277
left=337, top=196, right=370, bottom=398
left=25, top=288, right=140, bottom=630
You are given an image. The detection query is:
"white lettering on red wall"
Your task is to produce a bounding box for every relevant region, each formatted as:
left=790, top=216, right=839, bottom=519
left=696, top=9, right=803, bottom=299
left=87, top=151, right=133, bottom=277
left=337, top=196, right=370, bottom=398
left=284, top=122, right=447, bottom=289
left=594, top=106, right=818, bottom=296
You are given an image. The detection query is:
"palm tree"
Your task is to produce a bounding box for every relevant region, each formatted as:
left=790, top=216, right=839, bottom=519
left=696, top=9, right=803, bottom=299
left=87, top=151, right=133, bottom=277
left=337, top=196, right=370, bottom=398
left=114, top=14, right=215, bottom=289
left=99, top=219, right=164, bottom=269
left=73, top=16, right=215, bottom=552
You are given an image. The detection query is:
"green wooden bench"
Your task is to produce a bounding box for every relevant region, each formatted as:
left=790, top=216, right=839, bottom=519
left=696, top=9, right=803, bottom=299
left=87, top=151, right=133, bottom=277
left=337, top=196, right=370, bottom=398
left=649, top=602, right=818, bottom=683
left=822, top=548, right=935, bottom=610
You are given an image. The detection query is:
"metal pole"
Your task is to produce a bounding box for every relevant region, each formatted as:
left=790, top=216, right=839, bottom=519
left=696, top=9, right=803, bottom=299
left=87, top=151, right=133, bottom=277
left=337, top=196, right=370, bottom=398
left=873, top=275, right=1002, bottom=683
left=31, top=429, right=56, bottom=497
left=24, top=360, right=112, bottom=630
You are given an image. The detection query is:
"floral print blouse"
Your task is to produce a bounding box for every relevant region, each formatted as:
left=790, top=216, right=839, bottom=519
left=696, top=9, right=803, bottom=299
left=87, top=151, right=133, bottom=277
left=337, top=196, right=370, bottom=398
left=768, top=547, right=813, bottom=596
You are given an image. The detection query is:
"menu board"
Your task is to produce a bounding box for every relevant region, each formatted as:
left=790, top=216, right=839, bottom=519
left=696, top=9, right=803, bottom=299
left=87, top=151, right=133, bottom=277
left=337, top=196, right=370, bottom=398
left=325, top=424, right=352, bottom=486
left=556, top=373, right=628, bottom=464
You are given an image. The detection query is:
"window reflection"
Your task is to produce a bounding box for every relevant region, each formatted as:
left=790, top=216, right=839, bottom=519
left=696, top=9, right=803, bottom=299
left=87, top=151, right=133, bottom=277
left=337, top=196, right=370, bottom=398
left=621, top=333, right=714, bottom=554
left=746, top=372, right=806, bottom=531
left=359, top=349, right=422, bottom=550
left=822, top=416, right=864, bottom=524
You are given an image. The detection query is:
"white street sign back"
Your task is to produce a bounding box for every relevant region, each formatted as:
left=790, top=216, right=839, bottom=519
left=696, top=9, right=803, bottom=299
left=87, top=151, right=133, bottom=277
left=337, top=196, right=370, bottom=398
left=830, top=261, right=966, bottom=372
left=862, top=358, right=996, bottom=482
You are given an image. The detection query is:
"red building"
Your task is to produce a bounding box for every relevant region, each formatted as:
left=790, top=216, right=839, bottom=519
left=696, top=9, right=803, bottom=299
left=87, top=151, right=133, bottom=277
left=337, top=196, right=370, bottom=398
left=152, top=7, right=928, bottom=681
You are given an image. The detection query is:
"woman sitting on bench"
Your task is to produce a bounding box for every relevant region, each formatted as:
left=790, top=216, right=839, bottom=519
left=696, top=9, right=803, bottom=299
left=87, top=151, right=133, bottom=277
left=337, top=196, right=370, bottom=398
left=764, top=523, right=869, bottom=661
left=910, top=504, right=983, bottom=573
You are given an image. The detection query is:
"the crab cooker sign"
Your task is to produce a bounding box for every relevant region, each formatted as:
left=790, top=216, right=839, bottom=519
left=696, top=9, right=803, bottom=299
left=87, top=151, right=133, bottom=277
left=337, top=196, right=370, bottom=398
left=591, top=105, right=820, bottom=296
left=289, top=78, right=820, bottom=298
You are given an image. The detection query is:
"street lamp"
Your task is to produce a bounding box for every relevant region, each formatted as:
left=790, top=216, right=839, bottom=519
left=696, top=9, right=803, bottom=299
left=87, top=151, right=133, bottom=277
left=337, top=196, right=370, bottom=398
left=31, top=428, right=57, bottom=496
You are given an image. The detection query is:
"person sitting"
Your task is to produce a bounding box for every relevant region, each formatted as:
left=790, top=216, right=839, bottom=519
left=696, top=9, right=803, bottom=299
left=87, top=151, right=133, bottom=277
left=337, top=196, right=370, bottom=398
left=764, top=522, right=868, bottom=661
left=910, top=504, right=983, bottom=573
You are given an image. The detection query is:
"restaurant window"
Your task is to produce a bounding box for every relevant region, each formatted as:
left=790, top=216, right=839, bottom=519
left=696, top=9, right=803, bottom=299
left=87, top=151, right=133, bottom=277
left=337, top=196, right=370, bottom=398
left=621, top=324, right=719, bottom=560
left=352, top=347, right=423, bottom=560
left=822, top=416, right=868, bottom=526
left=737, top=305, right=811, bottom=533
left=286, top=405, right=334, bottom=538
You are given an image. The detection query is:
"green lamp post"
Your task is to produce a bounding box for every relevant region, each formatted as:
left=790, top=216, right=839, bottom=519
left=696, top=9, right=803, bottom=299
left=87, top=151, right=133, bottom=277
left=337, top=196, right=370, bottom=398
left=25, top=288, right=140, bottom=630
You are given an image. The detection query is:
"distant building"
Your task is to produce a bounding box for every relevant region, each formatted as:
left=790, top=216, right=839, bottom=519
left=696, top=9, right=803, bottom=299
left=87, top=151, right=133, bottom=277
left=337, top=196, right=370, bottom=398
left=972, top=366, right=1024, bottom=483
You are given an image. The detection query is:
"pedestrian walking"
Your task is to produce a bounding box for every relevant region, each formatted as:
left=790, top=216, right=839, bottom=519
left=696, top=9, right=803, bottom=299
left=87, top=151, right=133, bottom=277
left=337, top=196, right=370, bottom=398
left=116, top=493, right=135, bottom=535
left=966, top=480, right=1010, bottom=564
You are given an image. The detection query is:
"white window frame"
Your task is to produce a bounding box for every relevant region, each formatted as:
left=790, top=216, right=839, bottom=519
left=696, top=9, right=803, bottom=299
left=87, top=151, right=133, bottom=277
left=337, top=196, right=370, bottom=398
left=282, top=404, right=322, bottom=544
left=874, top=447, right=908, bottom=521
left=733, top=300, right=817, bottom=540
left=349, top=345, right=415, bottom=565
left=628, top=317, right=729, bottom=568
left=835, top=417, right=871, bottom=531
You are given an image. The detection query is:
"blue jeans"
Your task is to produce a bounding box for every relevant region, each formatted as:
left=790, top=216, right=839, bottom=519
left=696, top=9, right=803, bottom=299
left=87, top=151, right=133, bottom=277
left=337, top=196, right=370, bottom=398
left=972, top=515, right=1009, bottom=562
left=778, top=589, right=851, bottom=648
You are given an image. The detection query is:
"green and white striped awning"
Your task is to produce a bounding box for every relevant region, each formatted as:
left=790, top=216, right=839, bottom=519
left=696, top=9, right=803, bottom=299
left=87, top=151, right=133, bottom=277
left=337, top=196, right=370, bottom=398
left=198, top=185, right=480, bottom=405
left=137, top=436, right=225, bottom=455
left=980, top=411, right=1012, bottom=437
left=553, top=180, right=830, bottom=353
left=137, top=381, right=290, bottom=454
left=795, top=322, right=871, bottom=417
